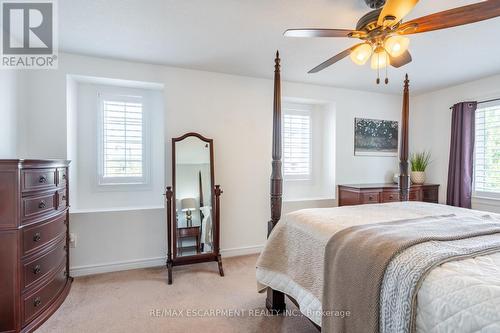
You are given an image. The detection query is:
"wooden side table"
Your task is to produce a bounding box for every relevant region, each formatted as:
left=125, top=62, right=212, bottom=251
left=177, top=226, right=201, bottom=255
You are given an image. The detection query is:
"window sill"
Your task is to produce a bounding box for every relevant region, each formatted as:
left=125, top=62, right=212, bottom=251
left=472, top=196, right=500, bottom=207
left=95, top=182, right=152, bottom=192
left=283, top=196, right=335, bottom=203
left=284, top=178, right=312, bottom=182
left=70, top=206, right=164, bottom=214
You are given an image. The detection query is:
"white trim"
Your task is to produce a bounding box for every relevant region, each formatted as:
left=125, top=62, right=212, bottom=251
left=283, top=103, right=313, bottom=181
left=97, top=91, right=151, bottom=188
left=473, top=101, right=500, bottom=196
left=69, top=74, right=164, bottom=91
left=70, top=257, right=166, bottom=277
left=69, top=206, right=164, bottom=214
left=221, top=244, right=264, bottom=257
left=69, top=245, right=264, bottom=277
left=284, top=197, right=336, bottom=203
left=472, top=196, right=500, bottom=207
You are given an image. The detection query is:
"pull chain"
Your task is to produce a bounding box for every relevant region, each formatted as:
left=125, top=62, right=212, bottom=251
left=385, top=59, right=389, bottom=84
left=376, top=53, right=380, bottom=84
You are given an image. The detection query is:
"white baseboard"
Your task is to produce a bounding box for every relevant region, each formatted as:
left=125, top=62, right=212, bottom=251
left=70, top=244, right=264, bottom=277
left=70, top=257, right=165, bottom=277
left=220, top=244, right=263, bottom=257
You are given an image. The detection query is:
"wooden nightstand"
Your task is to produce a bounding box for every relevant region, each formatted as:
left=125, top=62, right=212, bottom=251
left=177, top=226, right=201, bottom=256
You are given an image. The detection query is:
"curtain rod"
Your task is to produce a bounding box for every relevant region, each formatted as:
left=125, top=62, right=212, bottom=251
left=449, top=97, right=500, bottom=109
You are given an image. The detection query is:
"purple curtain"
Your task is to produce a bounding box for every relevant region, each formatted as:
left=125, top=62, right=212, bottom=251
left=446, top=101, right=477, bottom=208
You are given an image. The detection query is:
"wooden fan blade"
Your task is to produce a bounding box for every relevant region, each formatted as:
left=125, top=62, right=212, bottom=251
left=398, top=1, right=500, bottom=35
left=389, top=50, right=412, bottom=68
left=284, top=29, right=364, bottom=38
left=377, top=0, right=419, bottom=27
left=308, top=43, right=363, bottom=74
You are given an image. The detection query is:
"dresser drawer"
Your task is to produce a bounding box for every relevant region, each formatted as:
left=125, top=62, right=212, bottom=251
left=361, top=192, right=380, bottom=204
left=22, top=169, right=57, bottom=193
left=22, top=192, right=57, bottom=221
left=57, top=167, right=68, bottom=187
left=57, top=189, right=68, bottom=210
left=409, top=189, right=422, bottom=201
left=423, top=187, right=439, bottom=203
left=381, top=191, right=400, bottom=203
left=22, top=262, right=67, bottom=326
left=22, top=213, right=67, bottom=256
left=22, top=239, right=66, bottom=290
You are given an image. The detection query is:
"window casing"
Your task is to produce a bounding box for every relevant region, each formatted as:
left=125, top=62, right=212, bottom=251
left=474, top=102, right=500, bottom=198
left=283, top=103, right=312, bottom=180
left=97, top=93, right=149, bottom=186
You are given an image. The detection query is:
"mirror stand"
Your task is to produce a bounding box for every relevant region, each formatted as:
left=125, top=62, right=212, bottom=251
left=164, top=132, right=224, bottom=285
left=165, top=186, right=224, bottom=284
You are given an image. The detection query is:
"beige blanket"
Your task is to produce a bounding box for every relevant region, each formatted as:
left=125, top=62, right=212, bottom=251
left=322, top=214, right=500, bottom=333
left=256, top=202, right=497, bottom=327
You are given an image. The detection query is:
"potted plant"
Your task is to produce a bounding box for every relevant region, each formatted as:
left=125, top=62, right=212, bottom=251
left=410, top=151, right=431, bottom=184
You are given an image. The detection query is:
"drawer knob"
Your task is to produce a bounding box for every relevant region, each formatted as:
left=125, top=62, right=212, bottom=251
left=33, top=297, right=42, bottom=307
left=389, top=195, right=394, bottom=199
left=62, top=195, right=67, bottom=201
left=33, top=265, right=41, bottom=275
left=38, top=201, right=46, bottom=209
left=369, top=196, right=374, bottom=200
left=39, top=176, right=47, bottom=183
left=33, top=232, right=41, bottom=242
left=62, top=174, right=67, bottom=180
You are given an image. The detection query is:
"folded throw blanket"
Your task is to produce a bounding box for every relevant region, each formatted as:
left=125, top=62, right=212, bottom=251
left=322, top=214, right=500, bottom=333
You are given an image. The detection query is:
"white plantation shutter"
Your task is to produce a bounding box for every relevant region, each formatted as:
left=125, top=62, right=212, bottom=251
left=474, top=103, right=500, bottom=196
left=283, top=104, right=312, bottom=179
left=99, top=95, right=146, bottom=184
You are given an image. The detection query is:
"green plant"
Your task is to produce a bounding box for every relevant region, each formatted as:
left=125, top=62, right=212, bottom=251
left=410, top=151, right=431, bottom=172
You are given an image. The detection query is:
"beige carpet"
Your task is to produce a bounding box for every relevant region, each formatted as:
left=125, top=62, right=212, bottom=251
left=36, top=255, right=317, bottom=333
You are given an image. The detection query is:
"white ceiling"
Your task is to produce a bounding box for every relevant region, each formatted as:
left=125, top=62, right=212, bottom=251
left=59, top=0, right=500, bottom=94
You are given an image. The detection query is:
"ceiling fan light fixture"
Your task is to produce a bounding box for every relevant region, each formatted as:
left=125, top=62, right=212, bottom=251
left=350, top=43, right=373, bottom=65
left=384, top=35, right=410, bottom=58
left=370, top=48, right=389, bottom=69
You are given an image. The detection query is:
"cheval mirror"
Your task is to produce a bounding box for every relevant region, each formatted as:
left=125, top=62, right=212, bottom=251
left=165, top=132, right=223, bottom=284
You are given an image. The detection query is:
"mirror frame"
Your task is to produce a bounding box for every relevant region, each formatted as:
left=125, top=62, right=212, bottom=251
left=171, top=132, right=217, bottom=262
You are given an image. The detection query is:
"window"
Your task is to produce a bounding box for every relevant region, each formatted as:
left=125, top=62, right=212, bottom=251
left=474, top=102, right=500, bottom=197
left=98, top=94, right=148, bottom=185
left=283, top=103, right=312, bottom=180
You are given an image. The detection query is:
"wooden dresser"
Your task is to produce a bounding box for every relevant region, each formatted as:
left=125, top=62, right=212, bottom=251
left=0, top=160, right=71, bottom=333
left=338, top=183, right=440, bottom=206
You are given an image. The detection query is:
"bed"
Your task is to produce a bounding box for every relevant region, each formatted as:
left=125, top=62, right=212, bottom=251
left=257, top=53, right=500, bottom=332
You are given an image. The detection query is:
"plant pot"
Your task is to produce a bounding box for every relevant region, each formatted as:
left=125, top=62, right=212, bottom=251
left=411, top=171, right=426, bottom=185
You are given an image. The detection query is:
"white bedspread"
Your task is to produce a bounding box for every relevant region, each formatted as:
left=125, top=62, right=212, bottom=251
left=256, top=202, right=500, bottom=332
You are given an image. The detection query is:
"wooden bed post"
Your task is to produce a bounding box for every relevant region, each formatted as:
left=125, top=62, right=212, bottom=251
left=165, top=186, right=173, bottom=284
left=399, top=74, right=410, bottom=201
left=266, top=51, right=286, bottom=314
left=269, top=51, right=283, bottom=236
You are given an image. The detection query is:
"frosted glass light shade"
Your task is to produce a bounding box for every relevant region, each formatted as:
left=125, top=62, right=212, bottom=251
left=384, top=35, right=410, bottom=58
left=370, top=49, right=389, bottom=69
left=350, top=43, right=373, bottom=65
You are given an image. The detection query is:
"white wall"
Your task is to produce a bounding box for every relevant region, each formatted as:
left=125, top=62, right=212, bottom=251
left=17, top=53, right=402, bottom=275
left=0, top=70, right=19, bottom=158
left=410, top=73, right=500, bottom=213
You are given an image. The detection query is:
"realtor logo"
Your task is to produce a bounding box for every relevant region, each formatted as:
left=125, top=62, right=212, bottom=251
left=1, top=0, right=58, bottom=69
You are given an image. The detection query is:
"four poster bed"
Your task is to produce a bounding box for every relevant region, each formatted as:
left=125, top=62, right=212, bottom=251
left=256, top=53, right=500, bottom=332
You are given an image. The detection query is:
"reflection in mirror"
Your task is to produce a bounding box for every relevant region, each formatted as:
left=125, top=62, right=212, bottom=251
left=175, top=136, right=213, bottom=257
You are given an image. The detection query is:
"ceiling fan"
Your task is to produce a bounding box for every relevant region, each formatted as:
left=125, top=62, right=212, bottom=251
left=285, top=0, right=500, bottom=84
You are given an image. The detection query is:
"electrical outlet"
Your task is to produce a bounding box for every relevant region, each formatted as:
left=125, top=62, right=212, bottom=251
left=69, top=233, right=77, bottom=248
